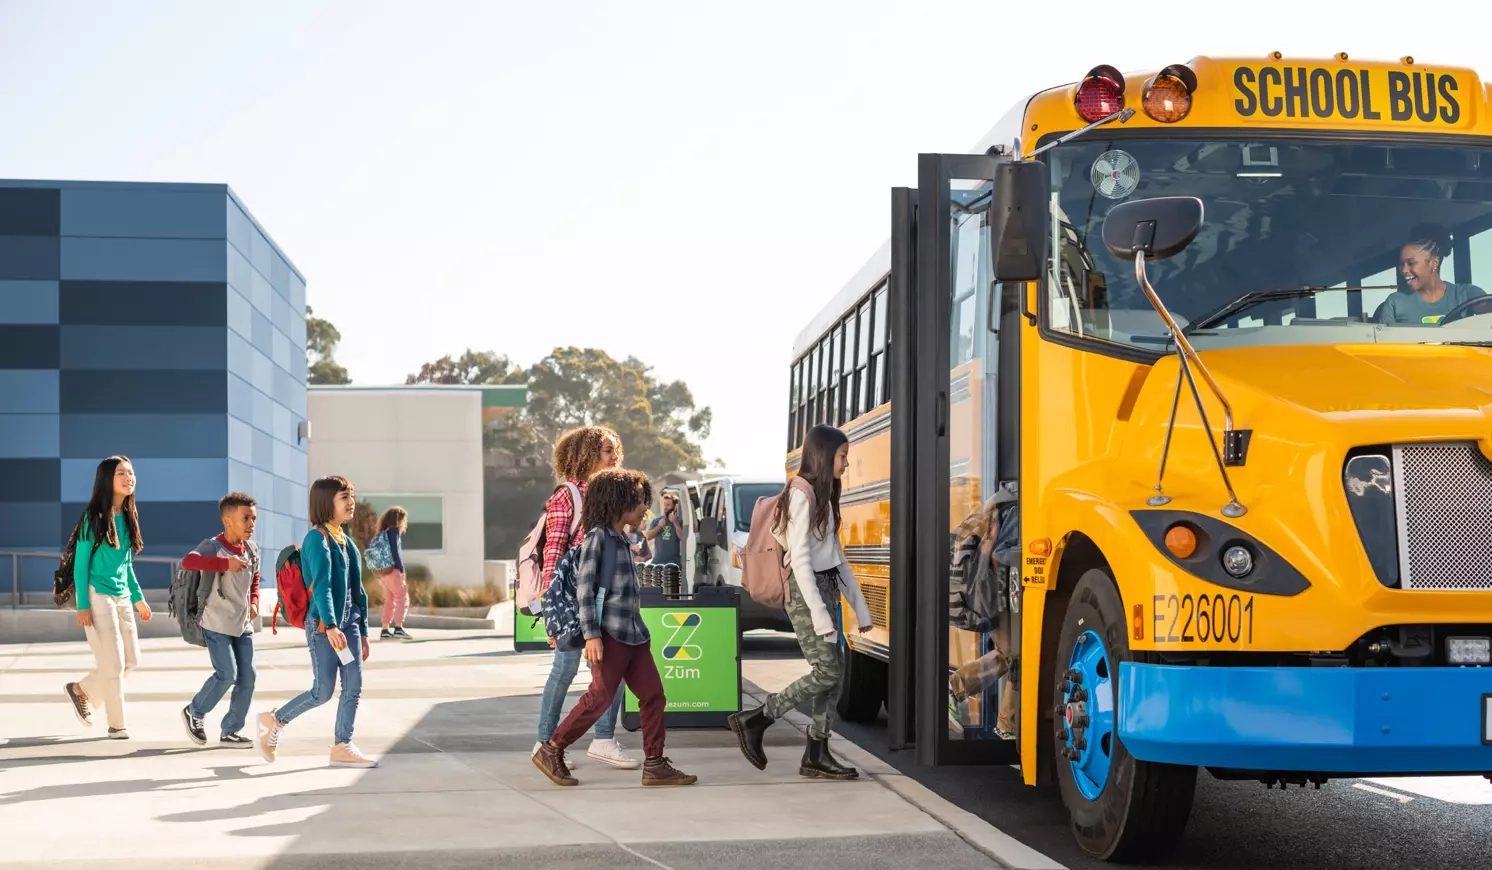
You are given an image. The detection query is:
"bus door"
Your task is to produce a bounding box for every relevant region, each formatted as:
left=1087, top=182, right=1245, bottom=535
left=891, top=153, right=1044, bottom=767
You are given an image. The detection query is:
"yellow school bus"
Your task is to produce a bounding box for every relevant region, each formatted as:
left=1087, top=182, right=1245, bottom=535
left=787, top=53, right=1492, bottom=861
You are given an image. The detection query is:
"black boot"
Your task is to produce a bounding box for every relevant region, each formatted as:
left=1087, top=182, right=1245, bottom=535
left=727, top=704, right=774, bottom=770
left=800, top=735, right=858, bottom=780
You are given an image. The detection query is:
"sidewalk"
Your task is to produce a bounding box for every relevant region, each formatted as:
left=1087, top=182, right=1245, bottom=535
left=0, top=627, right=1059, bottom=869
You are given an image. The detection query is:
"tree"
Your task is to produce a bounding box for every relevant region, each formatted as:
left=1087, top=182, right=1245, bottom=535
left=405, top=350, right=519, bottom=386
left=410, top=346, right=713, bottom=557
left=306, top=305, right=351, bottom=385
left=495, top=347, right=711, bottom=481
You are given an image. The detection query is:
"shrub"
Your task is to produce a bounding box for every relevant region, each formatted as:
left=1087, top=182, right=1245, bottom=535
left=354, top=558, right=504, bottom=610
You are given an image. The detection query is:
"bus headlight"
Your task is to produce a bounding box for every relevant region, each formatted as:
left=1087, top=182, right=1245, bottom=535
left=1131, top=509, right=1311, bottom=596
left=1447, top=637, right=1491, bottom=665
left=1221, top=545, right=1254, bottom=578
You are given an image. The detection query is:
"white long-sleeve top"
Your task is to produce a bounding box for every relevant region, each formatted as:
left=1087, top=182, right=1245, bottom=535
left=773, top=485, right=874, bottom=641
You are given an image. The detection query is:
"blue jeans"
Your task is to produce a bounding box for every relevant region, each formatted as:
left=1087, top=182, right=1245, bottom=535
left=538, top=647, right=624, bottom=742
left=189, top=628, right=256, bottom=736
left=276, top=609, right=363, bottom=744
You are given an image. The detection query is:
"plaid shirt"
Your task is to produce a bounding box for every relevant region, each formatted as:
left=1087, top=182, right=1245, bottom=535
left=540, top=480, right=586, bottom=590
left=576, top=526, right=649, bottom=646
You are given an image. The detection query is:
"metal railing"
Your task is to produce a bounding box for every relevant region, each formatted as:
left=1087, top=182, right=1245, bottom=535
left=3, top=550, right=182, bottom=609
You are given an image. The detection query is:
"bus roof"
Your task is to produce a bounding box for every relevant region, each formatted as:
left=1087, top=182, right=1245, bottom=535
left=794, top=53, right=1491, bottom=360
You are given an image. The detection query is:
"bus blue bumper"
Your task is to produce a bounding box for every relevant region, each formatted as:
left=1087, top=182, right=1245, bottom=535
left=1117, top=663, right=1492, bottom=774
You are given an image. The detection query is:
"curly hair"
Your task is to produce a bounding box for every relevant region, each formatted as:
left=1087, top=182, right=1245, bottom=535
left=581, top=468, right=652, bottom=532
left=552, top=425, right=623, bottom=481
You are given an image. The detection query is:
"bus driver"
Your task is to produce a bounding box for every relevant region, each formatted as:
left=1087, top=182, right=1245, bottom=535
left=1373, top=224, right=1486, bottom=325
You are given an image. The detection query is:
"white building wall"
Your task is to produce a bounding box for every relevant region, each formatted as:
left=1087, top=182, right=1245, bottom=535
left=307, top=387, right=485, bottom=586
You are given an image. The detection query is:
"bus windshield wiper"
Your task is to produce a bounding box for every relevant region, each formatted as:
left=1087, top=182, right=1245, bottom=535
left=1186, top=285, right=1396, bottom=333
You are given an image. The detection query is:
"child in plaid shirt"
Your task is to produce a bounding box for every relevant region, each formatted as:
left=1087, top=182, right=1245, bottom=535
left=532, top=468, right=696, bottom=788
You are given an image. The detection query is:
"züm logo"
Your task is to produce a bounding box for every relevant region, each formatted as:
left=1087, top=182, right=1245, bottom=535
left=661, top=612, right=703, bottom=660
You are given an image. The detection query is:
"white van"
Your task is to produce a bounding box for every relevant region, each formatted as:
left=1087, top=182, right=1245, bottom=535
left=660, top=476, right=791, bottom=633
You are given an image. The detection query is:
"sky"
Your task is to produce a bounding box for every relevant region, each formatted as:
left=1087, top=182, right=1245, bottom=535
left=2, top=0, right=1487, bottom=476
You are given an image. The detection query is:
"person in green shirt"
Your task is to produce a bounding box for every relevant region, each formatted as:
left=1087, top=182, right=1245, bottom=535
left=1374, top=225, right=1488, bottom=325
left=63, top=456, right=152, bottom=739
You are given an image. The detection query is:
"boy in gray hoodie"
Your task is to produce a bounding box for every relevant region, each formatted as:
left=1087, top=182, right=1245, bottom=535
left=180, top=492, right=262, bottom=747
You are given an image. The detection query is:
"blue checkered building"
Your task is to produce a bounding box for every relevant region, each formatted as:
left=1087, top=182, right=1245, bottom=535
left=0, top=180, right=308, bottom=596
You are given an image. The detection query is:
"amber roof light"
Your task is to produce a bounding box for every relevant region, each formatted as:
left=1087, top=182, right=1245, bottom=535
left=1142, top=64, right=1197, bottom=123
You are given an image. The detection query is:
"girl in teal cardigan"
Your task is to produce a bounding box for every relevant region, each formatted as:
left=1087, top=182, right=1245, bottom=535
left=254, top=475, right=376, bottom=769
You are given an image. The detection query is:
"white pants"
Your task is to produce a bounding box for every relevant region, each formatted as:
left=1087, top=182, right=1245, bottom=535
left=80, top=594, right=140, bottom=729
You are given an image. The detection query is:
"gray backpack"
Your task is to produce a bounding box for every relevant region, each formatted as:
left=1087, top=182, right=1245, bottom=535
left=168, top=564, right=215, bottom=647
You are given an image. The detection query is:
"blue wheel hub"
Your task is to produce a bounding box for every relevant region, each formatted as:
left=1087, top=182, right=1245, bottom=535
left=1061, top=629, right=1115, bottom=800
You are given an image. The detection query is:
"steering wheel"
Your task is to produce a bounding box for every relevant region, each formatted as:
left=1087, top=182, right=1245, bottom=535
left=1441, top=295, right=1492, bottom=325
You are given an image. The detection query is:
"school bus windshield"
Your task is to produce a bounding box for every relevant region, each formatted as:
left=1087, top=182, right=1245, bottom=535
left=1043, top=137, right=1492, bottom=349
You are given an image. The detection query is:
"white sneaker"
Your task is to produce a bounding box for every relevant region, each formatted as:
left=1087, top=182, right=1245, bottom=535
left=587, top=737, right=641, bottom=769
left=534, top=740, right=575, bottom=768
left=330, top=741, right=378, bottom=769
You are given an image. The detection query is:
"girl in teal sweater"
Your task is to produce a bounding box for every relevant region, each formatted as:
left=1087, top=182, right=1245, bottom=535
left=63, top=456, right=152, bottom=739
left=255, top=475, right=377, bottom=769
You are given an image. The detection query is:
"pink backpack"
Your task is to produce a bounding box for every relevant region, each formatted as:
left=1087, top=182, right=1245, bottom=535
left=739, top=477, right=814, bottom=608
left=515, top=482, right=582, bottom=617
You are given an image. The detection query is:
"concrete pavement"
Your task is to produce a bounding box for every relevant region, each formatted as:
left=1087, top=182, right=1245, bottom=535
left=0, top=620, right=1056, bottom=869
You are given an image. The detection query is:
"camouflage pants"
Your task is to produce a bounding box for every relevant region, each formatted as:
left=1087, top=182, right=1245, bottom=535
left=765, top=571, right=843, bottom=738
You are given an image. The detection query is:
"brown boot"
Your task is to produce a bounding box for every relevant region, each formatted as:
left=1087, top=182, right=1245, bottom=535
left=642, top=755, right=697, bottom=786
left=532, top=741, right=578, bottom=786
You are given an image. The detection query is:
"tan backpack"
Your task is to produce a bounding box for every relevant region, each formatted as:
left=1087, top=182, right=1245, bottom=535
left=738, top=477, right=814, bottom=608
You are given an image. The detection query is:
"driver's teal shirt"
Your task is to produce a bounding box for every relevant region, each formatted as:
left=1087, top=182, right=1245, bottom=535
left=1373, top=282, right=1486, bottom=325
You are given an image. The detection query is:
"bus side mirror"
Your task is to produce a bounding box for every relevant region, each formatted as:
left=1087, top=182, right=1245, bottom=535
left=990, top=160, right=1051, bottom=283
left=1101, top=196, right=1203, bottom=262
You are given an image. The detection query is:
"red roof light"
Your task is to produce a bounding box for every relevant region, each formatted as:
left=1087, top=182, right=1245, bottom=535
left=1074, top=65, right=1126, bottom=123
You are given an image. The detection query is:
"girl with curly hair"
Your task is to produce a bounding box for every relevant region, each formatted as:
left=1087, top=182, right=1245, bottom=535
left=533, top=426, right=640, bottom=770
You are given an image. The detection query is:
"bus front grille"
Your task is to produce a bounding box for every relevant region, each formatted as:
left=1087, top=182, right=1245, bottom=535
left=1392, top=441, right=1492, bottom=591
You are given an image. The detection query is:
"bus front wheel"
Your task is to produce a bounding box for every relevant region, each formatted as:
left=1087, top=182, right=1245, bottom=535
left=1054, top=568, right=1196, bottom=863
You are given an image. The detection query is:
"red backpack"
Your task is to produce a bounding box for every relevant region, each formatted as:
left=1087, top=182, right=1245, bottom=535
left=272, top=528, right=329, bottom=634
left=739, top=477, right=813, bottom=608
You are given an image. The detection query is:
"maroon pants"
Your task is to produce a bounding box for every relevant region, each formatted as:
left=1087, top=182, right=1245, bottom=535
left=552, top=636, right=667, bottom=758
